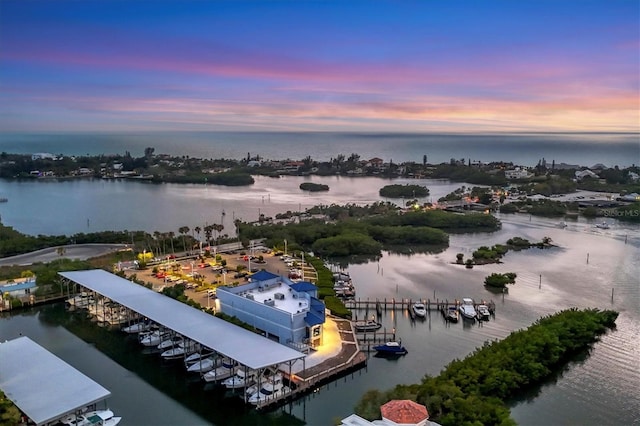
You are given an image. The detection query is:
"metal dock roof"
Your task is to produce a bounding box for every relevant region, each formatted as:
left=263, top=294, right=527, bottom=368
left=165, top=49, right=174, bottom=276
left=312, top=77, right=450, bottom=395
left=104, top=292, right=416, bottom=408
left=59, top=269, right=305, bottom=370
left=0, top=336, right=111, bottom=426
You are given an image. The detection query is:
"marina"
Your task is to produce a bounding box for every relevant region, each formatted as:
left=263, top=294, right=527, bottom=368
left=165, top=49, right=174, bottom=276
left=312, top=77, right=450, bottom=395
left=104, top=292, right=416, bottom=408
left=58, top=269, right=367, bottom=411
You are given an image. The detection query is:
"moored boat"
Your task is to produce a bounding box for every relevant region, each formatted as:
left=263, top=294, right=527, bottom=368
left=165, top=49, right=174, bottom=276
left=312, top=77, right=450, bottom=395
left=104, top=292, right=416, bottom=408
left=247, top=374, right=290, bottom=405
left=459, top=298, right=477, bottom=320
left=203, top=358, right=238, bottom=382
left=412, top=302, right=427, bottom=318
left=353, top=319, right=382, bottom=332
left=373, top=341, right=408, bottom=356
left=186, top=356, right=219, bottom=373
left=477, top=304, right=491, bottom=321
left=446, top=305, right=459, bottom=322
left=223, top=368, right=258, bottom=389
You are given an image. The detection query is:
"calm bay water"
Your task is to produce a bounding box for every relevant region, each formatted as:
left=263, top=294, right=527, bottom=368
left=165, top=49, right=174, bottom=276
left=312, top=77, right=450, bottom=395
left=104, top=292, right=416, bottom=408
left=1, top=174, right=639, bottom=425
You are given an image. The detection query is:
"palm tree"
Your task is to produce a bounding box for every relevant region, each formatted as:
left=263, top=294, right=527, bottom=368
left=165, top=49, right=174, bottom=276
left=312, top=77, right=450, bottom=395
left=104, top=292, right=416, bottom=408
left=204, top=225, right=213, bottom=247
left=179, top=226, right=189, bottom=251
left=167, top=231, right=175, bottom=254
left=153, top=231, right=162, bottom=256
left=194, top=226, right=201, bottom=243
left=213, top=223, right=224, bottom=246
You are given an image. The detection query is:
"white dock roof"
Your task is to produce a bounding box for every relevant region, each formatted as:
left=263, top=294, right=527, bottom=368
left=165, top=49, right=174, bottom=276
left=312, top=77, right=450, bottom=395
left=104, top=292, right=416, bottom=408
left=0, top=336, right=111, bottom=426
left=59, top=270, right=305, bottom=370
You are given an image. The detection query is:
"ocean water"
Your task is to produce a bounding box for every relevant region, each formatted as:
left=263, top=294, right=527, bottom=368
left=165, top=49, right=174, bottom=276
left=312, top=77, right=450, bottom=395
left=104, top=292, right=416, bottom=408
left=1, top=131, right=638, bottom=168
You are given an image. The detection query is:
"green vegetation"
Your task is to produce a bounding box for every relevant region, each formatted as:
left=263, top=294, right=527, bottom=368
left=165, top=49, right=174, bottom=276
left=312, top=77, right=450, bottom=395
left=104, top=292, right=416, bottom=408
left=466, top=237, right=553, bottom=265
left=430, top=164, right=507, bottom=185
left=615, top=202, right=640, bottom=223
left=160, top=171, right=254, bottom=186
left=0, top=391, right=21, bottom=424
left=503, top=199, right=570, bottom=217
left=299, top=182, right=329, bottom=192
left=379, top=184, right=429, bottom=198
left=472, top=244, right=508, bottom=264
left=354, top=308, right=618, bottom=426
left=484, top=272, right=517, bottom=288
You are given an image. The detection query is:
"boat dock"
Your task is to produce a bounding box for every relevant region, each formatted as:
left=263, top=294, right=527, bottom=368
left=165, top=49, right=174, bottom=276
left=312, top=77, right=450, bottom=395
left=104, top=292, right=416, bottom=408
left=345, top=298, right=496, bottom=317
left=58, top=269, right=367, bottom=412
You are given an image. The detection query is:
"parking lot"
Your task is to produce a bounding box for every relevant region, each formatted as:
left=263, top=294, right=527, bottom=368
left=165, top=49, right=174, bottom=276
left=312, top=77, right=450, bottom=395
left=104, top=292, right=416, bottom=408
left=125, top=247, right=317, bottom=309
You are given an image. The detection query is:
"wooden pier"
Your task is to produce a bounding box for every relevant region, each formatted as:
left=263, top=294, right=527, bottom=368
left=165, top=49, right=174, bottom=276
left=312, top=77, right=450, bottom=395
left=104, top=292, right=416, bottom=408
left=346, top=298, right=496, bottom=317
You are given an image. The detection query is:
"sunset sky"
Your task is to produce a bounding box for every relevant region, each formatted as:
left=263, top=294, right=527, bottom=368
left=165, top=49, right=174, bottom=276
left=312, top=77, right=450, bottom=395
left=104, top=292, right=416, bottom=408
left=1, top=0, right=638, bottom=133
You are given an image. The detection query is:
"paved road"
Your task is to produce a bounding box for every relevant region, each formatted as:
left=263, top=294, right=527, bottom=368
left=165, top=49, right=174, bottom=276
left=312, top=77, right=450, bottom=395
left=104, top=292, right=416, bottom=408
left=0, top=244, right=129, bottom=266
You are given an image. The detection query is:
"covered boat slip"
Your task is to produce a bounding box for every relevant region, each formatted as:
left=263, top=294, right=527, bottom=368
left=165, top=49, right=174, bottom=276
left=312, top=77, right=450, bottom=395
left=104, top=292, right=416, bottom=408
left=59, top=270, right=306, bottom=372
left=0, top=336, right=111, bottom=426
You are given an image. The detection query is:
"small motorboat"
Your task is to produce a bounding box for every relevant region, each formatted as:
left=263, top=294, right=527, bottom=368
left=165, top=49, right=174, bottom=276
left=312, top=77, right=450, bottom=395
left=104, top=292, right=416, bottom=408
left=203, top=358, right=238, bottom=382
left=353, top=319, right=382, bottom=332
left=595, top=221, right=610, bottom=229
left=122, top=321, right=152, bottom=334
left=446, top=305, right=459, bottom=322
left=412, top=302, right=427, bottom=318
left=476, top=304, right=491, bottom=321
left=373, top=341, right=408, bottom=356
left=186, top=356, right=219, bottom=373
left=558, top=221, right=568, bottom=228
left=223, top=368, right=258, bottom=389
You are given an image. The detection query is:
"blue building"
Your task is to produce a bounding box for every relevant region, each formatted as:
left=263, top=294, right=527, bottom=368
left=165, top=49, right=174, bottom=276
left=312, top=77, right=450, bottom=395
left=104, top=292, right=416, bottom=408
left=217, top=270, right=325, bottom=350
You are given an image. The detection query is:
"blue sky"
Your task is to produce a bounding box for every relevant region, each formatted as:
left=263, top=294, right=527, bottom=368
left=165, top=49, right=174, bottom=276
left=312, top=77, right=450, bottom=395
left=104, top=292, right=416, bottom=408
left=1, top=0, right=638, bottom=132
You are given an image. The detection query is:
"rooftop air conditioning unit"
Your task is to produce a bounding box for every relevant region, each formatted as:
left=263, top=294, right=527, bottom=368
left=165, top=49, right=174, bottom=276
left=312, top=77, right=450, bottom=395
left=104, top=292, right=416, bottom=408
left=274, top=293, right=285, bottom=300
left=264, top=299, right=275, bottom=306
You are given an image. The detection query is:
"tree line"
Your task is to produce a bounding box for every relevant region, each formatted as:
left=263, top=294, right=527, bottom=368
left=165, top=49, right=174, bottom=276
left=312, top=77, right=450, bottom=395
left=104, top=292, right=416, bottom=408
left=354, top=308, right=618, bottom=425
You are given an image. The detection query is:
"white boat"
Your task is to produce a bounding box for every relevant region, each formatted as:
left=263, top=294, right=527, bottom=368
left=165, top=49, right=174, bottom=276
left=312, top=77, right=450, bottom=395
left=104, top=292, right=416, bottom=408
left=595, top=221, right=610, bottom=229
left=184, top=349, right=214, bottom=365
left=446, top=305, right=459, bottom=322
left=122, top=321, right=151, bottom=334
left=203, top=358, right=238, bottom=382
left=353, top=319, right=382, bottom=332
left=160, top=341, right=197, bottom=360
left=186, top=356, right=219, bottom=373
left=412, top=302, right=427, bottom=318
left=476, top=304, right=491, bottom=321
left=247, top=374, right=290, bottom=405
left=459, top=298, right=477, bottom=320
left=157, top=336, right=183, bottom=351
left=223, top=368, right=258, bottom=389
left=139, top=330, right=170, bottom=347
left=59, top=409, right=121, bottom=426
left=558, top=221, right=568, bottom=228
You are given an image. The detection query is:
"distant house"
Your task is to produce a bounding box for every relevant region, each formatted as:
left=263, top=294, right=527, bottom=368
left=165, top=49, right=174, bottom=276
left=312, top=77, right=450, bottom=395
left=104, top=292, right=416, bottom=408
left=628, top=172, right=639, bottom=182
left=341, top=399, right=441, bottom=426
left=575, top=169, right=599, bottom=181
left=367, top=157, right=384, bottom=169
left=31, top=153, right=56, bottom=161
left=247, top=160, right=261, bottom=167
left=504, top=167, right=530, bottom=180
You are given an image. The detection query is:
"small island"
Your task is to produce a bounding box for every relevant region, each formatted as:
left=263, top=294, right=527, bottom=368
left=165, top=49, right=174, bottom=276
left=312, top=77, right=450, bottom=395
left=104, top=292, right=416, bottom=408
left=299, top=182, right=329, bottom=192
left=379, top=184, right=429, bottom=198
left=456, top=236, right=554, bottom=266
left=484, top=272, right=517, bottom=288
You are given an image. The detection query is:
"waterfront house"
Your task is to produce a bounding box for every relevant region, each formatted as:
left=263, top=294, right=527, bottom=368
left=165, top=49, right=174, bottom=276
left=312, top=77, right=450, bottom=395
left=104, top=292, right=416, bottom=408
left=216, top=270, right=325, bottom=351
left=0, top=278, right=36, bottom=298
left=340, top=399, right=441, bottom=426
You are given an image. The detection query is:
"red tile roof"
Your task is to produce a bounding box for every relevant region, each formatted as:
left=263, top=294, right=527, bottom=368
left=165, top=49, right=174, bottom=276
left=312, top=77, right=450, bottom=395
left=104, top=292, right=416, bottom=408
left=380, top=400, right=429, bottom=424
